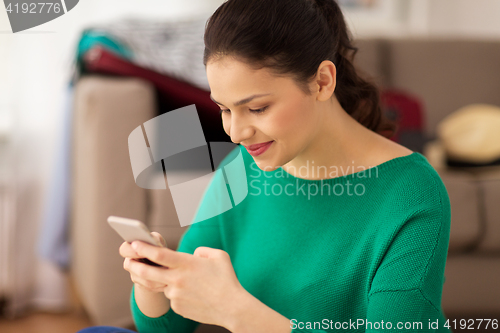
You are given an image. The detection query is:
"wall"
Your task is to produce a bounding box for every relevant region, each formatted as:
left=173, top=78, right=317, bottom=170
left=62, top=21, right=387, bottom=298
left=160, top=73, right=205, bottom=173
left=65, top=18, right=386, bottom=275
left=345, top=0, right=500, bottom=39
left=427, top=0, right=500, bottom=38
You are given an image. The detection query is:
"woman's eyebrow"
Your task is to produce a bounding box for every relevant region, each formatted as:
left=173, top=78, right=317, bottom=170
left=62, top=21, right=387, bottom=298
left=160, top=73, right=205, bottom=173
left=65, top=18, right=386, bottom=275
left=210, top=93, right=271, bottom=107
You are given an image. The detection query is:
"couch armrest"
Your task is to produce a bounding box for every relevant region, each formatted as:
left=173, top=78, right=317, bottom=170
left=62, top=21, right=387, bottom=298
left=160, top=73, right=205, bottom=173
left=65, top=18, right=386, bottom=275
left=70, top=75, right=157, bottom=326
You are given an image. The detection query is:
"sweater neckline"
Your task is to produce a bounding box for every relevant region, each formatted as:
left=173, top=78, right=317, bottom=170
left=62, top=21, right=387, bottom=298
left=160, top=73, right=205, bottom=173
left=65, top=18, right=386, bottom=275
left=265, top=151, right=423, bottom=186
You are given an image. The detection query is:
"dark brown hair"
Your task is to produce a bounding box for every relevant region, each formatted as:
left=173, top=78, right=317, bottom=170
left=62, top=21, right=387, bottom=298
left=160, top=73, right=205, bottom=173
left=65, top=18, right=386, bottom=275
left=203, top=0, right=398, bottom=138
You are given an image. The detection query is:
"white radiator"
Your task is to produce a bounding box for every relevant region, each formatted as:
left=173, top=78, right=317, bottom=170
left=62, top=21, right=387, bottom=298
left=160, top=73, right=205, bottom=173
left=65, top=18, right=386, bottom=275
left=0, top=108, right=15, bottom=313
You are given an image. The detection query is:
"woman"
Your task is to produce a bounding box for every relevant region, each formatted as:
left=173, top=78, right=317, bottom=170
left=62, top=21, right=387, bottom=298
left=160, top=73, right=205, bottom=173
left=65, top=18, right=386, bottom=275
left=80, top=0, right=452, bottom=332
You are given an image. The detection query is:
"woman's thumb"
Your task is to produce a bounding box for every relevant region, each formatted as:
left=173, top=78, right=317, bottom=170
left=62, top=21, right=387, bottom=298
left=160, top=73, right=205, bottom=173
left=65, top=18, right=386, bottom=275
left=150, top=231, right=167, bottom=247
left=193, top=246, right=218, bottom=259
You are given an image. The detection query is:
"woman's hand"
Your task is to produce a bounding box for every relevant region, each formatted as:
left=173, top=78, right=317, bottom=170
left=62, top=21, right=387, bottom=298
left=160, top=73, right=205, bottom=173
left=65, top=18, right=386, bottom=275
left=119, top=232, right=168, bottom=293
left=129, top=240, right=248, bottom=329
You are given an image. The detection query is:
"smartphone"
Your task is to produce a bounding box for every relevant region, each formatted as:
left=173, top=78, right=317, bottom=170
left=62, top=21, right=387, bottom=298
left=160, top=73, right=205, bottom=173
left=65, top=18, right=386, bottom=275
left=107, top=215, right=165, bottom=267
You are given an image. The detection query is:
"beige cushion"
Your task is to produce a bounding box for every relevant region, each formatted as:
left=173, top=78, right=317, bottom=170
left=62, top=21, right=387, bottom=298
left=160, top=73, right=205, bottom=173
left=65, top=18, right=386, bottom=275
left=437, top=104, right=500, bottom=164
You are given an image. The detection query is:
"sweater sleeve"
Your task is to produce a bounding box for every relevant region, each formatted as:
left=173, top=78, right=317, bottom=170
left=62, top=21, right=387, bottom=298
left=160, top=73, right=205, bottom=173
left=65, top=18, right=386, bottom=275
left=130, top=214, right=224, bottom=332
left=130, top=148, right=237, bottom=332
left=291, top=181, right=452, bottom=333
left=130, top=284, right=200, bottom=333
left=130, top=214, right=223, bottom=332
left=130, top=211, right=221, bottom=333
left=364, top=190, right=452, bottom=333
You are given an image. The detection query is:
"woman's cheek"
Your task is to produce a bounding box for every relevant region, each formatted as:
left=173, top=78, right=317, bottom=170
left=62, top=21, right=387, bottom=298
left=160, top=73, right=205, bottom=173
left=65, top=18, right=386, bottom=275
left=271, top=105, right=304, bottom=137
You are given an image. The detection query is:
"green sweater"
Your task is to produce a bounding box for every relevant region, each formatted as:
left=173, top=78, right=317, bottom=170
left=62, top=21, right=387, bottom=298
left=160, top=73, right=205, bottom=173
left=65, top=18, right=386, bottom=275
left=131, top=145, right=452, bottom=333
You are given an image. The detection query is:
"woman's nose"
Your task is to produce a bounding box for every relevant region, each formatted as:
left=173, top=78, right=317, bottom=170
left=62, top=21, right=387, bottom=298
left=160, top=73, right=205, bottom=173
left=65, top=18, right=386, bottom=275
left=228, top=113, right=254, bottom=144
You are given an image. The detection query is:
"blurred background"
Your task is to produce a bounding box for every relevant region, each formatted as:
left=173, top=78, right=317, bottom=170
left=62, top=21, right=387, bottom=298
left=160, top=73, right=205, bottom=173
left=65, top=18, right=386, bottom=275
left=0, top=0, right=499, bottom=332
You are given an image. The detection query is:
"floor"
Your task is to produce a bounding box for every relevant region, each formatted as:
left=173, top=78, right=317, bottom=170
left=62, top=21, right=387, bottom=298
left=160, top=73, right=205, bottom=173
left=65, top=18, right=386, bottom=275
left=0, top=273, right=101, bottom=333
left=0, top=310, right=92, bottom=333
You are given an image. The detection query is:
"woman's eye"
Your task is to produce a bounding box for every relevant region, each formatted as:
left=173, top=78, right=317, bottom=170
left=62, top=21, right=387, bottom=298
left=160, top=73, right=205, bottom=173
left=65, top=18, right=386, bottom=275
left=220, top=106, right=268, bottom=115
left=249, top=106, right=268, bottom=114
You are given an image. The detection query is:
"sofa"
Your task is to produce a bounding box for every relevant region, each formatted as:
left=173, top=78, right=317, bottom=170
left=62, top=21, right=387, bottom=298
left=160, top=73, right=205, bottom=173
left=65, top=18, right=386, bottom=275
left=70, top=37, right=500, bottom=331
left=353, top=37, right=500, bottom=316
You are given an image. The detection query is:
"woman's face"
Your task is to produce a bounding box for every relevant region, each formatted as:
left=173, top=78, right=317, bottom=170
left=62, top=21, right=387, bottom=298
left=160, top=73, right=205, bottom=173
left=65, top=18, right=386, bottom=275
left=206, top=57, right=322, bottom=172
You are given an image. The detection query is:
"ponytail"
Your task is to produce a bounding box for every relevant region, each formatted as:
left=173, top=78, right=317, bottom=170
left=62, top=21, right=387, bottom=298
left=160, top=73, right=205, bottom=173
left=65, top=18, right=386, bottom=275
left=204, top=0, right=398, bottom=138
left=314, top=0, right=398, bottom=137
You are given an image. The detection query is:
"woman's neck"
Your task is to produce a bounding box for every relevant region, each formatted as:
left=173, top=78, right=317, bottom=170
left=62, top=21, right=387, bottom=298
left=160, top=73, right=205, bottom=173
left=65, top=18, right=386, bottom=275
left=281, top=100, right=379, bottom=180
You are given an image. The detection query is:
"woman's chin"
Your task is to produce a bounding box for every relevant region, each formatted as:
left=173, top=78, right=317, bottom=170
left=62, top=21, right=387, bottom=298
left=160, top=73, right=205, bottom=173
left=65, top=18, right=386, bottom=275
left=253, top=160, right=281, bottom=173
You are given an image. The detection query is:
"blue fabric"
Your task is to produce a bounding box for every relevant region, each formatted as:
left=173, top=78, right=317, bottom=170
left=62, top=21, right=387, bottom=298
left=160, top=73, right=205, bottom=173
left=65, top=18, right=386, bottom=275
left=77, top=29, right=133, bottom=65
left=77, top=326, right=137, bottom=333
left=37, top=84, right=74, bottom=268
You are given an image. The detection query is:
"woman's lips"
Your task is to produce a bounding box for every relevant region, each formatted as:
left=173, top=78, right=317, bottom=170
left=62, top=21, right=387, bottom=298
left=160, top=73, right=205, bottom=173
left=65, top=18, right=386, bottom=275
left=246, top=141, right=273, bottom=150
left=245, top=141, right=273, bottom=156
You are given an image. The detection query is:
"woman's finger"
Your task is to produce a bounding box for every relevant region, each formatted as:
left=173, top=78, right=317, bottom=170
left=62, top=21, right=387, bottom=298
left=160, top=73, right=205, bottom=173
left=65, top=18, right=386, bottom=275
left=126, top=256, right=172, bottom=285
left=151, top=232, right=166, bottom=247
left=131, top=276, right=166, bottom=293
left=131, top=241, right=188, bottom=268
left=119, top=241, right=141, bottom=259
left=123, top=258, right=167, bottom=292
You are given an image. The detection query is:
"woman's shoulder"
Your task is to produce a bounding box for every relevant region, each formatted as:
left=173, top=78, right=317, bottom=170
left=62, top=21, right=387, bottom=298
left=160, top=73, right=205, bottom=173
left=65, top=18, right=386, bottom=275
left=367, top=144, right=452, bottom=247
left=371, top=140, right=449, bottom=207
left=367, top=134, right=414, bottom=166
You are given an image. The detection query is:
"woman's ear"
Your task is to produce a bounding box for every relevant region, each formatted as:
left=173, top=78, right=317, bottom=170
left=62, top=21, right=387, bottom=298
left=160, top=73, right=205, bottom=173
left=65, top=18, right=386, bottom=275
left=315, top=60, right=336, bottom=102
